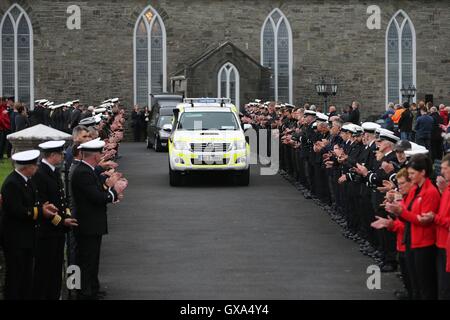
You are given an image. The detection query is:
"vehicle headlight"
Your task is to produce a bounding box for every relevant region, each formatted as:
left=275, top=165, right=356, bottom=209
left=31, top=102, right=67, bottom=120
left=159, top=130, right=170, bottom=138
left=232, top=140, right=246, bottom=150
left=173, top=141, right=190, bottom=150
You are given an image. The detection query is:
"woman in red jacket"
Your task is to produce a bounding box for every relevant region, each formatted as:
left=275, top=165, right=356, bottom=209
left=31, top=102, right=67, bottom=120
left=386, top=153, right=440, bottom=300
left=418, top=154, right=450, bottom=299
left=372, top=168, right=413, bottom=299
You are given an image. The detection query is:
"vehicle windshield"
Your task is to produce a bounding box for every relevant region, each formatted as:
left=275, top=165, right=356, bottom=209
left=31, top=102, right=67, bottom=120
left=158, top=100, right=180, bottom=108
left=177, top=112, right=239, bottom=131
left=158, top=115, right=173, bottom=127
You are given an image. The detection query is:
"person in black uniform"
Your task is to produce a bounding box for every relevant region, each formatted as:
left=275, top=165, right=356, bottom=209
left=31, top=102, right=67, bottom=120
left=301, top=110, right=317, bottom=196
left=312, top=114, right=331, bottom=205
left=71, top=139, right=126, bottom=300
left=43, top=102, right=52, bottom=126
left=70, top=100, right=82, bottom=131
left=339, top=124, right=364, bottom=240
left=49, top=104, right=66, bottom=132
left=354, top=122, right=381, bottom=257
left=355, top=130, right=400, bottom=272
left=0, top=150, right=58, bottom=300
left=30, top=100, right=47, bottom=126
left=32, top=140, right=79, bottom=300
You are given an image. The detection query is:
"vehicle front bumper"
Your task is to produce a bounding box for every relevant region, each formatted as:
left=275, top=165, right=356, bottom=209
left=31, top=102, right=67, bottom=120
left=169, top=150, right=249, bottom=171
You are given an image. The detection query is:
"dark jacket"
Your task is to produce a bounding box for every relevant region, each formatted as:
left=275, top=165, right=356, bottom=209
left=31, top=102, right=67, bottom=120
left=29, top=105, right=45, bottom=126
left=430, top=112, right=444, bottom=140
left=348, top=108, right=360, bottom=125
left=15, top=113, right=29, bottom=132
left=70, top=108, right=82, bottom=129
left=398, top=108, right=413, bottom=132
left=70, top=161, right=117, bottom=236
left=9, top=110, right=18, bottom=132
left=131, top=111, right=141, bottom=129
left=32, top=162, right=71, bottom=238
left=50, top=108, right=65, bottom=132
left=415, top=114, right=434, bottom=140
left=368, top=151, right=399, bottom=188
left=0, top=171, right=43, bottom=248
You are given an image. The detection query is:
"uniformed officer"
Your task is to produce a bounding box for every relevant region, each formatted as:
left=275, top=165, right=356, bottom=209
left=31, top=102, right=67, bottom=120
left=355, top=130, right=400, bottom=271
left=32, top=140, right=79, bottom=300
left=312, top=113, right=331, bottom=204
left=49, top=104, right=66, bottom=132
left=355, top=122, right=381, bottom=256
left=69, top=100, right=81, bottom=130
left=301, top=110, right=317, bottom=195
left=0, top=150, right=58, bottom=300
left=71, top=139, right=126, bottom=300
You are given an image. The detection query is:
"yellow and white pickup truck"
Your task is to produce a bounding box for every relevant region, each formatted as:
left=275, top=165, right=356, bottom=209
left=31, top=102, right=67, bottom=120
left=167, top=98, right=251, bottom=186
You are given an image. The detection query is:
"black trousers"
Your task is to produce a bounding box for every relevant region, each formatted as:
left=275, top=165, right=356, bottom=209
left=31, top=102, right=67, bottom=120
left=359, top=186, right=377, bottom=246
left=2, top=245, right=33, bottom=300
left=0, top=129, right=11, bottom=159
left=75, top=234, right=102, bottom=298
left=346, top=182, right=359, bottom=233
left=32, top=236, right=65, bottom=300
left=405, top=245, right=437, bottom=300
left=436, top=248, right=450, bottom=300
left=398, top=252, right=413, bottom=299
left=416, top=137, right=431, bottom=152
left=430, top=138, right=443, bottom=161
left=133, top=125, right=141, bottom=142
left=296, top=151, right=307, bottom=185
left=305, top=156, right=315, bottom=194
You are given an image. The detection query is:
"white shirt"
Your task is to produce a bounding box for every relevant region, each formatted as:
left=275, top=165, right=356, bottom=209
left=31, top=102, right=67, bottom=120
left=81, top=160, right=95, bottom=171
left=41, top=159, right=56, bottom=172
left=15, top=169, right=28, bottom=182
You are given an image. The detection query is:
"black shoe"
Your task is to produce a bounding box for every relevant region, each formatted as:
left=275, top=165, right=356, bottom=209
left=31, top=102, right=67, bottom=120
left=394, top=290, right=410, bottom=300
left=96, top=290, right=107, bottom=297
left=381, top=264, right=397, bottom=273
left=77, top=293, right=98, bottom=300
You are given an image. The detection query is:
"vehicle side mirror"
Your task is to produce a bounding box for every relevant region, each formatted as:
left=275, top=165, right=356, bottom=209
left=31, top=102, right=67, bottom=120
left=243, top=123, right=252, bottom=131
left=162, top=124, right=172, bottom=132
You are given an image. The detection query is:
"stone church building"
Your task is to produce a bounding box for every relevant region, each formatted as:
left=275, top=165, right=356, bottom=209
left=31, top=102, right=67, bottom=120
left=0, top=0, right=449, bottom=118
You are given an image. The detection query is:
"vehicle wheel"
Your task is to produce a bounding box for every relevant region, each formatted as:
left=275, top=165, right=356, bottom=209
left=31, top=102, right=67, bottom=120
left=146, top=137, right=153, bottom=149
left=236, top=168, right=250, bottom=186
left=154, top=136, right=163, bottom=152
left=169, top=166, right=182, bottom=186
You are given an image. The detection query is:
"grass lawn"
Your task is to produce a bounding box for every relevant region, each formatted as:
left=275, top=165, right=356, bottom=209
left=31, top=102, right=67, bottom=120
left=0, top=159, right=13, bottom=188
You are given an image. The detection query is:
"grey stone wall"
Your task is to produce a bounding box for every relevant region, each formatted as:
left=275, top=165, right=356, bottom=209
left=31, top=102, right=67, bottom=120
left=184, top=43, right=271, bottom=106
left=0, top=0, right=449, bottom=121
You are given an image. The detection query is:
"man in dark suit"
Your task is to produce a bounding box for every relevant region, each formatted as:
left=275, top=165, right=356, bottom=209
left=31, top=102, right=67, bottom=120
left=70, top=100, right=82, bottom=130
left=32, top=140, right=78, bottom=300
left=0, top=150, right=58, bottom=300
left=71, top=139, right=126, bottom=300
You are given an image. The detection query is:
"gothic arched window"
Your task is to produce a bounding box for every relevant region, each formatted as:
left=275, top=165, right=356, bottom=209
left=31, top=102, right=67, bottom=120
left=261, top=8, right=293, bottom=103
left=0, top=4, right=33, bottom=107
left=386, top=10, right=416, bottom=105
left=217, top=62, right=239, bottom=107
left=134, top=6, right=167, bottom=107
